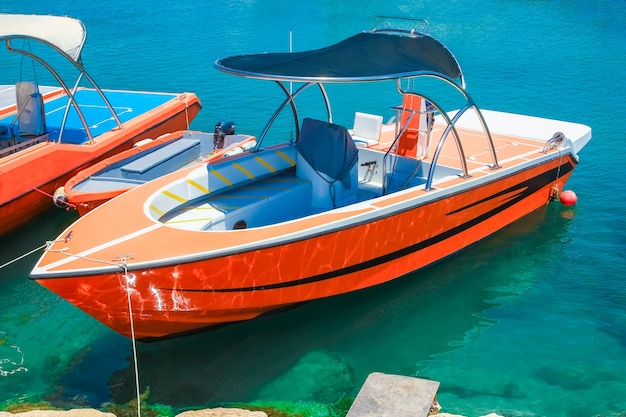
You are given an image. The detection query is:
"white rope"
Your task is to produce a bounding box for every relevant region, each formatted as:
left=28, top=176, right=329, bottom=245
left=0, top=243, right=47, bottom=269
left=182, top=93, right=190, bottom=129
left=547, top=147, right=566, bottom=204
left=121, top=261, right=142, bottom=417
left=39, top=243, right=143, bottom=416
left=540, top=132, right=566, bottom=204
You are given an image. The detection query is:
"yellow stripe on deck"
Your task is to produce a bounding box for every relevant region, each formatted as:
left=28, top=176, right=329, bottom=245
left=187, top=178, right=209, bottom=194
left=254, top=156, right=277, bottom=172
left=149, top=205, right=165, bottom=216
left=210, top=204, right=242, bottom=210
left=162, top=189, right=187, bottom=203
left=233, top=163, right=255, bottom=179
left=165, top=216, right=216, bottom=225
left=276, top=150, right=296, bottom=166
left=210, top=169, right=233, bottom=186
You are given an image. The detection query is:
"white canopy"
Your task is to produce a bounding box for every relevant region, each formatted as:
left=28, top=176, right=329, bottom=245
left=0, top=14, right=86, bottom=62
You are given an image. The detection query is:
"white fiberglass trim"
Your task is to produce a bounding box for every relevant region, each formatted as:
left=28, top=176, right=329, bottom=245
left=33, top=223, right=162, bottom=274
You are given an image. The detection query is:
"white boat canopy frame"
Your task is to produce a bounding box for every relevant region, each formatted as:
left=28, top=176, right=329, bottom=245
left=0, top=14, right=87, bottom=61
left=215, top=25, right=501, bottom=190
left=0, top=14, right=123, bottom=143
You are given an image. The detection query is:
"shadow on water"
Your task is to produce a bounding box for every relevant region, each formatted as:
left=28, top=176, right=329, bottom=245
left=0, top=208, right=134, bottom=408
left=0, top=208, right=78, bottom=276
left=0, top=207, right=84, bottom=403
left=104, top=204, right=576, bottom=410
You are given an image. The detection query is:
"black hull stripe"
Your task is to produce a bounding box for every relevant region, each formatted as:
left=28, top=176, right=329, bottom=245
left=164, top=161, right=574, bottom=293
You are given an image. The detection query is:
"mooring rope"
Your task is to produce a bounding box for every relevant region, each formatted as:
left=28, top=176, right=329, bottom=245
left=548, top=132, right=565, bottom=200
left=0, top=243, right=47, bottom=270
left=0, top=170, right=77, bottom=210
left=545, top=132, right=566, bottom=204
left=120, top=261, right=142, bottom=417
left=2, top=240, right=142, bottom=415
left=37, top=244, right=143, bottom=416
left=181, top=93, right=190, bottom=129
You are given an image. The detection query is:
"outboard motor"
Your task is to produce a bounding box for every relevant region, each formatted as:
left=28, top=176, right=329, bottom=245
left=213, top=120, right=235, bottom=150
left=222, top=121, right=235, bottom=135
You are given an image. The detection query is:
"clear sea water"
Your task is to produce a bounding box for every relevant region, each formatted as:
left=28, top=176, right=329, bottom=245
left=1, top=1, right=625, bottom=416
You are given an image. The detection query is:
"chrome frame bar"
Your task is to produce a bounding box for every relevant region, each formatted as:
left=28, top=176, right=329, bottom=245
left=4, top=36, right=124, bottom=144
left=255, top=81, right=331, bottom=150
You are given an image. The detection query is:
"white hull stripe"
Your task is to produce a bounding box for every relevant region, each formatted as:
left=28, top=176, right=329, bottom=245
left=37, top=223, right=162, bottom=273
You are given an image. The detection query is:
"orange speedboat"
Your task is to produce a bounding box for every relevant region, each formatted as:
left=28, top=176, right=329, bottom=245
left=57, top=128, right=257, bottom=216
left=30, top=20, right=591, bottom=341
left=0, top=14, right=201, bottom=236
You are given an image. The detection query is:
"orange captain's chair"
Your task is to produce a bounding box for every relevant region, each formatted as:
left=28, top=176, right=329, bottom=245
left=397, top=94, right=430, bottom=158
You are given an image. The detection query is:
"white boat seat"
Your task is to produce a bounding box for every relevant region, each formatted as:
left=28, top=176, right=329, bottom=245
left=351, top=112, right=382, bottom=147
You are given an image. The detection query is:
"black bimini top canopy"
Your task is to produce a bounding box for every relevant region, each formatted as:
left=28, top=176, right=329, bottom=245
left=214, top=30, right=463, bottom=84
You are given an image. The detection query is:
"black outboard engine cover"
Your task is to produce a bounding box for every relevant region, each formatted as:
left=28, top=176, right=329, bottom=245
left=213, top=120, right=235, bottom=149
left=222, top=121, right=235, bottom=135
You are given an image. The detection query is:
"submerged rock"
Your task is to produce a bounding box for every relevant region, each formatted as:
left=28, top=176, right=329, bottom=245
left=0, top=410, right=116, bottom=416
left=176, top=408, right=267, bottom=416
left=0, top=409, right=267, bottom=417
left=258, top=349, right=353, bottom=403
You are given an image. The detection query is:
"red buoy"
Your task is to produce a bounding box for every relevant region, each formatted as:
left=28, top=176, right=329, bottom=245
left=559, top=189, right=578, bottom=206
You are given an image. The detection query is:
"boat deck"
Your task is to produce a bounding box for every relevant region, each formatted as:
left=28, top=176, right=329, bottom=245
left=73, top=138, right=206, bottom=193
left=0, top=84, right=61, bottom=111
left=158, top=116, right=553, bottom=233
left=374, top=121, right=548, bottom=173
left=161, top=171, right=313, bottom=230
left=0, top=85, right=185, bottom=146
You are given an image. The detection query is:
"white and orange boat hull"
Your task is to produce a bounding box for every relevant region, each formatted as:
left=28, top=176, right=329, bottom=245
left=32, top=140, right=579, bottom=340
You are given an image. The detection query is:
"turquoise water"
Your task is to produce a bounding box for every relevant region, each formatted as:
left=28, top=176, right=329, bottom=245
left=1, top=1, right=625, bottom=416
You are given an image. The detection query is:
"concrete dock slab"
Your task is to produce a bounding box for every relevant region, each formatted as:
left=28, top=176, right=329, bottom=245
left=346, top=372, right=440, bottom=417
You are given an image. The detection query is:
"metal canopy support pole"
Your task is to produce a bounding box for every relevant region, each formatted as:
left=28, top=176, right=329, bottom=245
left=5, top=37, right=124, bottom=143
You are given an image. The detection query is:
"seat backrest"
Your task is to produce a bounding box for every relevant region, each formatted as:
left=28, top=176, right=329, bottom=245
left=352, top=112, right=383, bottom=146
left=297, top=118, right=358, bottom=185
left=15, top=81, right=46, bottom=137
left=296, top=118, right=359, bottom=208
left=398, top=94, right=428, bottom=158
